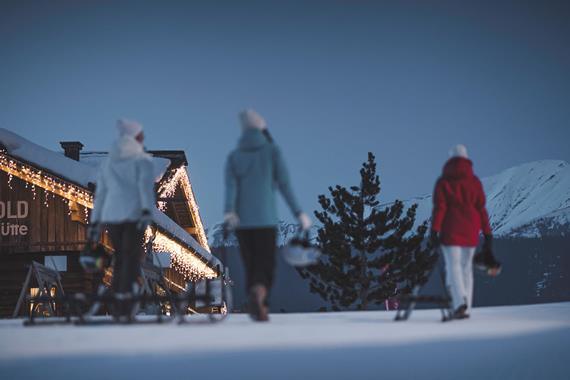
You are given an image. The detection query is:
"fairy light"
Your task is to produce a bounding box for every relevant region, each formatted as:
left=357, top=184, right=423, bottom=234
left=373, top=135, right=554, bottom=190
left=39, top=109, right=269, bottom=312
left=7, top=173, right=13, bottom=190
left=145, top=228, right=217, bottom=281
left=0, top=150, right=218, bottom=281
left=0, top=152, right=93, bottom=208
left=157, top=166, right=210, bottom=251
left=43, top=188, right=49, bottom=208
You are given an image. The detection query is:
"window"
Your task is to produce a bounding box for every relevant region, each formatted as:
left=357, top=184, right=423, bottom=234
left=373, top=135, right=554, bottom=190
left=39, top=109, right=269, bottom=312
left=44, top=256, right=67, bottom=272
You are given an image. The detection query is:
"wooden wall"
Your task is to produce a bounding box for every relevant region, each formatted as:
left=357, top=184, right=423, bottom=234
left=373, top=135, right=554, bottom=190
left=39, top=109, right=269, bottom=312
left=0, top=170, right=100, bottom=316
left=0, top=168, right=196, bottom=317
left=0, top=170, right=89, bottom=253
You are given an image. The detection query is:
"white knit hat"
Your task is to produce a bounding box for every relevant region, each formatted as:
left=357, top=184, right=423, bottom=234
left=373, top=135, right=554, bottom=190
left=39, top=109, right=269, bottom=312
left=116, top=118, right=143, bottom=137
left=449, top=144, right=468, bottom=158
left=239, top=109, right=267, bottom=130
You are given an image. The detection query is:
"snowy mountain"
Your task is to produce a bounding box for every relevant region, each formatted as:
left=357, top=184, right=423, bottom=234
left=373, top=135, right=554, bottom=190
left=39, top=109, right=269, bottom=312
left=208, top=160, right=570, bottom=245
left=208, top=221, right=316, bottom=248
left=207, top=160, right=570, bottom=312
left=397, top=160, right=570, bottom=238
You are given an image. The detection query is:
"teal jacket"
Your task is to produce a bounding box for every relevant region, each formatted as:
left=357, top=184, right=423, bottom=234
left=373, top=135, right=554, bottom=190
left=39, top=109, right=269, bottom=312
left=224, top=129, right=302, bottom=228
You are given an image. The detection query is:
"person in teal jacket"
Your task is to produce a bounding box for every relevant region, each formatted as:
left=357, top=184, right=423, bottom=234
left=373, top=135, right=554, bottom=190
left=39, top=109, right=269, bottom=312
left=224, top=109, right=311, bottom=321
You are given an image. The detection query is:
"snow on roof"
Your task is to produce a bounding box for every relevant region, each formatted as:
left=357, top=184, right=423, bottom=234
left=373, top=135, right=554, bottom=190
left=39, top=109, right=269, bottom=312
left=0, top=129, right=171, bottom=186
left=80, top=151, right=171, bottom=184
left=152, top=208, right=219, bottom=266
left=0, top=128, right=97, bottom=187
left=0, top=127, right=218, bottom=265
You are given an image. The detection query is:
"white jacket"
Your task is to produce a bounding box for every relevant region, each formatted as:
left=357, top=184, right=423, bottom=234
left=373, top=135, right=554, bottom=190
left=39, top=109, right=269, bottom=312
left=90, top=136, right=156, bottom=224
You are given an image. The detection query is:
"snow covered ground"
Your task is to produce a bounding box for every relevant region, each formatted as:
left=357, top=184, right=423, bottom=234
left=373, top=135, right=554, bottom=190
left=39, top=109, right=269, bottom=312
left=1, top=302, right=569, bottom=380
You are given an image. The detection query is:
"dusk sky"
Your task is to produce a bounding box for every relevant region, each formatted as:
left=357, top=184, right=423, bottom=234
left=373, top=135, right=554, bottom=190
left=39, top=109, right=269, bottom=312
left=1, top=1, right=569, bottom=228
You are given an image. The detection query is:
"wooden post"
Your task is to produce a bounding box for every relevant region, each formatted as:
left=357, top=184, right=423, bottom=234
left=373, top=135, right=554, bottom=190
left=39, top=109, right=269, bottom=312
left=12, top=266, right=33, bottom=318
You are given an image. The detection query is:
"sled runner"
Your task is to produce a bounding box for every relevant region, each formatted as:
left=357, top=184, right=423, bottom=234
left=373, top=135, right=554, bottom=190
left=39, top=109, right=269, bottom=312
left=23, top=234, right=233, bottom=327
left=394, top=252, right=454, bottom=322
left=23, top=265, right=231, bottom=326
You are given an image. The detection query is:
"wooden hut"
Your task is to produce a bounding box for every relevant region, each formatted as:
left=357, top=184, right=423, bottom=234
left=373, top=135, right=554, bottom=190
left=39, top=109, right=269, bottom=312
left=0, top=128, right=220, bottom=317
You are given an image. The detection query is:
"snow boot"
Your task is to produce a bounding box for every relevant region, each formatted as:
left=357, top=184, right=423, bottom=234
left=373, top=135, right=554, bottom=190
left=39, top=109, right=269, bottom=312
left=453, top=304, right=469, bottom=320
left=112, top=292, right=134, bottom=323
left=248, top=285, right=269, bottom=322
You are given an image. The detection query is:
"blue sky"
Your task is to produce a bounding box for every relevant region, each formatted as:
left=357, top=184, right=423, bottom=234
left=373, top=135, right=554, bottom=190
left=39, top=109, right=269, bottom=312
left=1, top=1, right=569, bottom=228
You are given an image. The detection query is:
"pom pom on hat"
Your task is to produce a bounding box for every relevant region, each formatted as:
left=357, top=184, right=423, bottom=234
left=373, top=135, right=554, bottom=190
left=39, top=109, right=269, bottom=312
left=116, top=118, right=143, bottom=137
left=239, top=109, right=267, bottom=130
left=449, top=144, right=468, bottom=159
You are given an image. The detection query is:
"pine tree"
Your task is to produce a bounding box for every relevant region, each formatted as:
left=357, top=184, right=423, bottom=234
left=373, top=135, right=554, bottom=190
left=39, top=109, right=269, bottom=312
left=299, top=152, right=437, bottom=311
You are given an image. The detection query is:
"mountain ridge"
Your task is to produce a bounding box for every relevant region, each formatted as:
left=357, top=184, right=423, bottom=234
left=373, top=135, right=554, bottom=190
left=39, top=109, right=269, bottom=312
left=400, top=159, right=570, bottom=238
left=208, top=159, right=570, bottom=246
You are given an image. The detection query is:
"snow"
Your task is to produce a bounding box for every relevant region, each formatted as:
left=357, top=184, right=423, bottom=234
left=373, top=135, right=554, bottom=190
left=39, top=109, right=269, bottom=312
left=0, top=128, right=216, bottom=264
left=210, top=160, right=570, bottom=245
left=395, top=160, right=570, bottom=238
left=152, top=208, right=220, bottom=265
left=80, top=151, right=171, bottom=184
left=0, top=129, right=172, bottom=186
left=0, top=127, right=97, bottom=187
left=0, top=302, right=568, bottom=379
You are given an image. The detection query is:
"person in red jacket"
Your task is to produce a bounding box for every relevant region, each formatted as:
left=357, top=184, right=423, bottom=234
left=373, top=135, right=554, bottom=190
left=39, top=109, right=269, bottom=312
left=430, top=144, right=493, bottom=319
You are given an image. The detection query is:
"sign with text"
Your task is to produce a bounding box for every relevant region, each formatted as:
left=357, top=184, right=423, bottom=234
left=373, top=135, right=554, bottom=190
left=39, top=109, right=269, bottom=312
left=0, top=201, right=29, bottom=236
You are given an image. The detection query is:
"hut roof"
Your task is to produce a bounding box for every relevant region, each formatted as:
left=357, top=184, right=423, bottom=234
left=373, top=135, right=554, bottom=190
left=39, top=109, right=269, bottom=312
left=0, top=128, right=220, bottom=272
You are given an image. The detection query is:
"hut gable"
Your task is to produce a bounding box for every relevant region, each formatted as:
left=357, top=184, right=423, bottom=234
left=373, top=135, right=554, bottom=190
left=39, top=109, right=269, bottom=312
left=156, top=163, right=209, bottom=250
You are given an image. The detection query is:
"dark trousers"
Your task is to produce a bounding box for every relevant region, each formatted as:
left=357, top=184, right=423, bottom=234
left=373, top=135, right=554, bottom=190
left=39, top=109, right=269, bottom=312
left=108, top=222, right=144, bottom=294
left=236, top=228, right=277, bottom=292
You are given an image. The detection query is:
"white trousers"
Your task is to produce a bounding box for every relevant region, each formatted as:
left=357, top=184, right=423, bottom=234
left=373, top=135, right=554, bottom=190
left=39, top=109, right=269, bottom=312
left=441, top=245, right=476, bottom=311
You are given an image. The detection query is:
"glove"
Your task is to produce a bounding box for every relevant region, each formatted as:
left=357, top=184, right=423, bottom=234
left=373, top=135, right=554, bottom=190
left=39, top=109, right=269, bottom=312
left=430, top=230, right=440, bottom=248
left=87, top=223, right=101, bottom=242
left=483, top=234, right=493, bottom=252
left=297, top=212, right=312, bottom=231
left=137, top=210, right=153, bottom=231
left=223, top=212, right=240, bottom=230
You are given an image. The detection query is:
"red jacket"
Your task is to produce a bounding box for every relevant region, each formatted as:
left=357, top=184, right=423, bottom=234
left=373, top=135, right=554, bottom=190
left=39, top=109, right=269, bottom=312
left=431, top=157, right=492, bottom=247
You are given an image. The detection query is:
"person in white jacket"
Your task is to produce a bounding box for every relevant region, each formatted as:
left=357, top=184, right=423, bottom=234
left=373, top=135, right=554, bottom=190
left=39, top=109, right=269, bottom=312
left=89, top=119, right=155, bottom=318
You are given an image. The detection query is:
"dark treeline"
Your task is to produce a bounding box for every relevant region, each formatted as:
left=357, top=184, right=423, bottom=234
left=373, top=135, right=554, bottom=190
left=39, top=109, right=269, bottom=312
left=215, top=236, right=570, bottom=312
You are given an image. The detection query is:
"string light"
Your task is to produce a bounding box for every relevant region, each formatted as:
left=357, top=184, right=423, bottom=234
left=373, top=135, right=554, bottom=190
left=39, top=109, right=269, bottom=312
left=0, top=150, right=217, bottom=281
left=43, top=188, right=49, bottom=208
left=0, top=152, right=93, bottom=208
left=157, top=166, right=210, bottom=251
left=145, top=228, right=217, bottom=281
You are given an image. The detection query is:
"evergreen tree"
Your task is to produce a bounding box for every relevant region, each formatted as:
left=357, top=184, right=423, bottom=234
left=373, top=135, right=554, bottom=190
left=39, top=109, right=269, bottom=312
left=299, top=152, right=437, bottom=311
